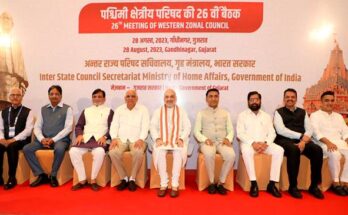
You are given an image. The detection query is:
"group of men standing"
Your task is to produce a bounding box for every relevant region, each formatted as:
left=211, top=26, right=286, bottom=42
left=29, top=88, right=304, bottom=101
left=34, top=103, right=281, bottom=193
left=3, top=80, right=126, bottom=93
left=0, top=86, right=348, bottom=200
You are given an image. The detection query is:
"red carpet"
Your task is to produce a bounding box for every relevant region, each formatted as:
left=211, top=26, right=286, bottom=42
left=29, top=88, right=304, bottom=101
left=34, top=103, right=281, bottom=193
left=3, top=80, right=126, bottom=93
left=0, top=171, right=347, bottom=215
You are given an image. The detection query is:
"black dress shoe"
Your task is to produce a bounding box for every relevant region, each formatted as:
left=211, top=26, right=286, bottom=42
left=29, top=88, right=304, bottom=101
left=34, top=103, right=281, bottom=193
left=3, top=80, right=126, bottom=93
left=90, top=183, right=101, bottom=191
left=330, top=185, right=347, bottom=196
left=288, top=187, right=302, bottom=199
left=216, top=184, right=227, bottom=195
left=128, top=180, right=137, bottom=192
left=208, top=184, right=217, bottom=194
left=50, top=176, right=59, bottom=187
left=266, top=183, right=282, bottom=198
left=71, top=182, right=87, bottom=191
left=342, top=185, right=348, bottom=194
left=117, top=179, right=128, bottom=191
left=30, top=174, right=49, bottom=187
left=249, top=183, right=259, bottom=197
left=308, top=186, right=324, bottom=199
left=4, top=177, right=17, bottom=190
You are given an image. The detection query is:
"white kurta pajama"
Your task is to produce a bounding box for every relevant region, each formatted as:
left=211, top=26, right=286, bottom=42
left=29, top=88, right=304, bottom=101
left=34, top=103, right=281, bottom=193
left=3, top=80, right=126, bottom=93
left=310, top=109, right=348, bottom=183
left=237, top=109, right=284, bottom=182
left=150, top=105, right=191, bottom=188
left=69, top=105, right=113, bottom=182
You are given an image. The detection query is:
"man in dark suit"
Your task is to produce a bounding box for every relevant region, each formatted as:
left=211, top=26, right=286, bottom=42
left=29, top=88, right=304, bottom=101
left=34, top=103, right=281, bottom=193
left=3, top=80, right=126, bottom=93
left=0, top=88, right=34, bottom=189
left=274, top=88, right=324, bottom=199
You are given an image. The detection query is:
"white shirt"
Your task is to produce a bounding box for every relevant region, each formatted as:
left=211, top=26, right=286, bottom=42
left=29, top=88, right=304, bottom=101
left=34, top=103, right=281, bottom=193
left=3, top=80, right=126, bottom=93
left=237, top=109, right=276, bottom=145
left=34, top=102, right=73, bottom=143
left=150, top=106, right=191, bottom=144
left=110, top=103, right=150, bottom=143
left=274, top=107, right=313, bottom=139
left=0, top=107, right=34, bottom=141
left=310, top=109, right=348, bottom=143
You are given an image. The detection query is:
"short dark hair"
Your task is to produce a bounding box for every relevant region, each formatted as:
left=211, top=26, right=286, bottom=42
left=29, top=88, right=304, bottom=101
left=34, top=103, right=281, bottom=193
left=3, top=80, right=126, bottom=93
left=283, top=88, right=297, bottom=97
left=206, top=88, right=219, bottom=97
left=92, top=88, right=105, bottom=98
left=321, top=91, right=334, bottom=99
left=247, top=91, right=261, bottom=101
left=48, top=85, right=62, bottom=95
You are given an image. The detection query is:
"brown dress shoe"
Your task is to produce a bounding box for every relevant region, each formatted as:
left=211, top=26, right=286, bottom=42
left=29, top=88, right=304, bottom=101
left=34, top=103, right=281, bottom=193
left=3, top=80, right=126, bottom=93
left=71, top=182, right=86, bottom=191
left=157, top=188, right=167, bottom=197
left=170, top=189, right=179, bottom=198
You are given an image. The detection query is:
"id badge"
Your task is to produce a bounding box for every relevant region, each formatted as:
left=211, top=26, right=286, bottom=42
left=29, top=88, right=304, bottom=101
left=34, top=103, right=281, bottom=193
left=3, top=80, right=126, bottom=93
left=9, top=126, right=15, bottom=138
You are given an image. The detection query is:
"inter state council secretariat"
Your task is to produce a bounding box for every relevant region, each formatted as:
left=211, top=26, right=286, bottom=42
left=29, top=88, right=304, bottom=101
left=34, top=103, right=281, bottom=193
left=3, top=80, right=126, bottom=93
left=72, top=72, right=172, bottom=81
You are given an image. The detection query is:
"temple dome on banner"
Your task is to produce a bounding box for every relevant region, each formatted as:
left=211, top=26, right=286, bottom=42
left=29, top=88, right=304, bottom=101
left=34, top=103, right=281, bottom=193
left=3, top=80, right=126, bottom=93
left=303, top=40, right=348, bottom=118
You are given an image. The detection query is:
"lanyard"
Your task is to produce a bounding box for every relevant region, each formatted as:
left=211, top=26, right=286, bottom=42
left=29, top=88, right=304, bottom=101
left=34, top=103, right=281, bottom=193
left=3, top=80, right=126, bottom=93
left=8, top=106, right=23, bottom=127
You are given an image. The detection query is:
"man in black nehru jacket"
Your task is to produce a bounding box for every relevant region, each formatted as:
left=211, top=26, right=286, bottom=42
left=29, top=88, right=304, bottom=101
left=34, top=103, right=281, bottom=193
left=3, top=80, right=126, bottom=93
left=0, top=88, right=34, bottom=189
left=274, top=88, right=324, bottom=199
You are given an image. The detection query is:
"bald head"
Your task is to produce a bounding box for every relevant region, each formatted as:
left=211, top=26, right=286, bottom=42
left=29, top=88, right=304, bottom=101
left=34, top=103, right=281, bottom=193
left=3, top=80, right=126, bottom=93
left=164, top=89, right=176, bottom=108
left=125, top=89, right=138, bottom=110
left=9, top=88, right=23, bottom=107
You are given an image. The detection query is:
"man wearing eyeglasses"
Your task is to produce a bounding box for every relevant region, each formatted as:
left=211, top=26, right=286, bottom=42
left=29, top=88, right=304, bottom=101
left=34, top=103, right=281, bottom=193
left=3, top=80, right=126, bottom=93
left=23, top=85, right=73, bottom=188
left=109, top=89, right=150, bottom=191
left=0, top=88, right=34, bottom=189
left=69, top=88, right=113, bottom=191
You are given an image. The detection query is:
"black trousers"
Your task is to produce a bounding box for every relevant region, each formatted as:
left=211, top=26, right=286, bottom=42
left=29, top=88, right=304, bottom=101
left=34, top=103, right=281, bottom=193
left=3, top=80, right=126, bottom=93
left=276, top=141, right=323, bottom=188
left=0, top=140, right=28, bottom=179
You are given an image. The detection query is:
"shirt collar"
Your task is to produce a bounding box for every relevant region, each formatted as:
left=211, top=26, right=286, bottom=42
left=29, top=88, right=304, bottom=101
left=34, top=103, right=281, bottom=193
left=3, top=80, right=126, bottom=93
left=92, top=104, right=106, bottom=109
left=319, top=109, right=333, bottom=116
left=247, top=108, right=262, bottom=116
left=47, top=102, right=63, bottom=109
left=11, top=104, right=22, bottom=110
left=207, top=106, right=219, bottom=111
left=284, top=106, right=298, bottom=112
left=126, top=103, right=139, bottom=111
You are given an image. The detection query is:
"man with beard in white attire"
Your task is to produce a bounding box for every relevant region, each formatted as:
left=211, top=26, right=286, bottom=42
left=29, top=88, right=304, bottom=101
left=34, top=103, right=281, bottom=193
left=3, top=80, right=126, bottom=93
left=237, top=91, right=284, bottom=198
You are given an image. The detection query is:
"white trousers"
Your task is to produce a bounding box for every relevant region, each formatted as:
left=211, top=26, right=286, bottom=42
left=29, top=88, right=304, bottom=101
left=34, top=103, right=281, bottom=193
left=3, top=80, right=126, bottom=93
left=240, top=143, right=284, bottom=182
left=321, top=140, right=348, bottom=183
left=200, top=143, right=235, bottom=184
left=69, top=147, right=105, bottom=182
left=154, top=148, right=183, bottom=188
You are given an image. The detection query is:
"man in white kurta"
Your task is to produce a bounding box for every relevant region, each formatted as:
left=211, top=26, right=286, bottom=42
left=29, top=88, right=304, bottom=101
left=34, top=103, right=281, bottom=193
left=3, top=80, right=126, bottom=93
left=150, top=89, right=191, bottom=198
left=237, top=91, right=284, bottom=198
left=109, top=89, right=149, bottom=192
left=69, top=89, right=114, bottom=191
left=194, top=88, right=235, bottom=195
left=310, top=91, right=348, bottom=196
